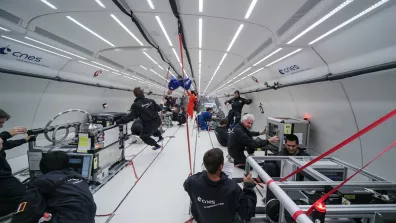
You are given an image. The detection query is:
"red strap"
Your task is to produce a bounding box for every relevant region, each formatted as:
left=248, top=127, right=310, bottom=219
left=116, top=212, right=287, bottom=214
left=306, top=140, right=396, bottom=216
left=280, top=109, right=396, bottom=182
left=179, top=33, right=193, bottom=176
left=127, top=160, right=140, bottom=181
left=292, top=210, right=305, bottom=221
left=266, top=179, right=274, bottom=187
left=184, top=217, right=194, bottom=223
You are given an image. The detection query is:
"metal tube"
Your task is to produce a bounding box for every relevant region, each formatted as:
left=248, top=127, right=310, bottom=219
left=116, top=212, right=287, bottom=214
left=331, top=157, right=390, bottom=182
left=298, top=204, right=396, bottom=214
left=246, top=156, right=313, bottom=223
left=277, top=181, right=396, bottom=190
left=289, top=157, right=333, bottom=182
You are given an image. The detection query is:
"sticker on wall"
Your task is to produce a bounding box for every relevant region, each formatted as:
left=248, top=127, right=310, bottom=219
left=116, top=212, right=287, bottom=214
left=284, top=124, right=292, bottom=134
left=251, top=76, right=259, bottom=84
left=94, top=70, right=102, bottom=77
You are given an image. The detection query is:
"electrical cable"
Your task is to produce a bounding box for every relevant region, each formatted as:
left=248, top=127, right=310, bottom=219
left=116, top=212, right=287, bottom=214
left=112, top=0, right=182, bottom=78
left=168, top=0, right=197, bottom=89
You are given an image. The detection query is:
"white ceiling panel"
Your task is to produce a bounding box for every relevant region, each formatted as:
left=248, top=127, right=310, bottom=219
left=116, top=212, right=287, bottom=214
left=124, top=0, right=173, bottom=13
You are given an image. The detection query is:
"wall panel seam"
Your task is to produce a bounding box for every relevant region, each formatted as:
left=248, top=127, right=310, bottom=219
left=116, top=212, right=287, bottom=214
left=30, top=80, right=51, bottom=129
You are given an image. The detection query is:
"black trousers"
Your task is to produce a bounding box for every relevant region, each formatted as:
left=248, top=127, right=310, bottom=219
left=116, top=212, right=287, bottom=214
left=140, top=117, right=162, bottom=147
left=0, top=177, right=26, bottom=217
left=227, top=110, right=241, bottom=128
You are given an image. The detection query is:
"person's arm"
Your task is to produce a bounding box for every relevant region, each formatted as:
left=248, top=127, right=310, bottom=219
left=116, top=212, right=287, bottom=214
left=224, top=98, right=231, bottom=105
left=250, top=131, right=260, bottom=137
left=237, top=173, right=257, bottom=220
left=3, top=138, right=28, bottom=151
left=186, top=90, right=192, bottom=96
left=234, top=129, right=260, bottom=155
left=152, top=99, right=162, bottom=112
left=0, top=131, right=12, bottom=141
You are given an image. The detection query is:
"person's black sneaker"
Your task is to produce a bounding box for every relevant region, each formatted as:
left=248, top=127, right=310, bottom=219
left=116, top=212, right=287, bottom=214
left=152, top=145, right=161, bottom=150
left=157, top=136, right=164, bottom=143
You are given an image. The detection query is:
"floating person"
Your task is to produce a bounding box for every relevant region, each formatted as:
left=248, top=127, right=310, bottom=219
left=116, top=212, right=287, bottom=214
left=186, top=90, right=198, bottom=119
left=167, top=77, right=192, bottom=95
left=224, top=90, right=252, bottom=129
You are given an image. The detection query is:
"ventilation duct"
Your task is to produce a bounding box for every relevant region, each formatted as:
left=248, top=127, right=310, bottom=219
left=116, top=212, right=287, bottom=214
left=97, top=55, right=124, bottom=69
left=0, top=9, right=22, bottom=25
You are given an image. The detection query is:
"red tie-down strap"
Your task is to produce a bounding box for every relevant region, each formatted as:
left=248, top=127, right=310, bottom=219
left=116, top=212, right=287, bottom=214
left=279, top=109, right=396, bottom=182
left=305, top=140, right=396, bottom=216
left=184, top=217, right=194, bottom=223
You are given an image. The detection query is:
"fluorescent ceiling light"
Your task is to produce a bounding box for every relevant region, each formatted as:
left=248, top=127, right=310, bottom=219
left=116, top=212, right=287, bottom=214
left=199, top=50, right=202, bottom=64
left=253, top=48, right=283, bottom=66
left=112, top=72, right=121, bottom=76
left=215, top=66, right=252, bottom=91
left=226, top=24, right=244, bottom=52
left=0, top=27, right=10, bottom=32
left=157, top=64, right=164, bottom=70
left=204, top=66, right=220, bottom=93
left=172, top=48, right=181, bottom=63
left=199, top=0, right=203, bottom=12
left=199, top=18, right=202, bottom=48
left=218, top=53, right=227, bottom=66
left=66, top=16, right=115, bottom=47
left=111, top=14, right=143, bottom=46
left=287, top=0, right=354, bottom=44
left=244, top=0, right=258, bottom=19
left=143, top=52, right=158, bottom=65
left=245, top=67, right=264, bottom=78
left=169, top=71, right=177, bottom=78
left=309, top=0, right=389, bottom=45
left=92, top=61, right=119, bottom=72
left=140, top=65, right=148, bottom=70
left=78, top=60, right=109, bottom=71
left=155, top=16, right=172, bottom=47
left=1, top=35, right=72, bottom=59
left=41, top=0, right=57, bottom=9
left=147, top=0, right=155, bottom=9
left=25, top=37, right=87, bottom=60
left=266, top=48, right=302, bottom=67
left=150, top=69, right=166, bottom=80
left=95, top=0, right=106, bottom=8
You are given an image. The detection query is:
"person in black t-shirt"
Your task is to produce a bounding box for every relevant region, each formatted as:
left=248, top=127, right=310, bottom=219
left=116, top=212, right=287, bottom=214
left=184, top=148, right=257, bottom=223
left=214, top=119, right=229, bottom=147
left=224, top=90, right=252, bottom=129
left=124, top=87, right=164, bottom=150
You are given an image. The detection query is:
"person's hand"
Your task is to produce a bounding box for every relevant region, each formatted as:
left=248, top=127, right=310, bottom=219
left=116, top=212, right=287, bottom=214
left=25, top=135, right=34, bottom=142
left=0, top=138, right=3, bottom=151
left=9, top=127, right=27, bottom=136
left=268, top=135, right=279, bottom=143
left=243, top=172, right=254, bottom=184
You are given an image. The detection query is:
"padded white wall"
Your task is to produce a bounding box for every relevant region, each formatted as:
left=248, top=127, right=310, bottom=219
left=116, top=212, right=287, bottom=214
left=0, top=72, right=162, bottom=170
left=218, top=69, right=396, bottom=182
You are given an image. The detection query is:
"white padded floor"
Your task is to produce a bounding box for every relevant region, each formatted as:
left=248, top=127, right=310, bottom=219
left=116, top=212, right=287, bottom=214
left=93, top=121, right=268, bottom=223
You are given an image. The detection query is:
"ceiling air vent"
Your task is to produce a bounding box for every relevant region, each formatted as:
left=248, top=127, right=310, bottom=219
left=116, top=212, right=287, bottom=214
left=277, top=0, right=322, bottom=37
left=247, top=37, right=272, bottom=61
left=127, top=68, right=135, bottom=73
left=97, top=55, right=124, bottom=70
left=34, top=26, right=94, bottom=56
left=0, top=9, right=22, bottom=25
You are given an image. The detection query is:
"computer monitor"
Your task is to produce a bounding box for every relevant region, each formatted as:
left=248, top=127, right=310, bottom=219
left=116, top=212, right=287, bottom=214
left=68, top=154, right=93, bottom=179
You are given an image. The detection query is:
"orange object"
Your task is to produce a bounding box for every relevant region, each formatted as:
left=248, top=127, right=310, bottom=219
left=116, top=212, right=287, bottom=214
left=186, top=90, right=197, bottom=119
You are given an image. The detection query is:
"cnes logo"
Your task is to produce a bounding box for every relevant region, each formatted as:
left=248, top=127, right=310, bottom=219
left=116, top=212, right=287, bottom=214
left=0, top=45, right=42, bottom=62
left=279, top=65, right=299, bottom=75
left=197, top=196, right=215, bottom=205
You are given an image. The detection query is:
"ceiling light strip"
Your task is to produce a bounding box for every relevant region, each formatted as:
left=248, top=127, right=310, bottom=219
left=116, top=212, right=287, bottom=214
left=2, top=35, right=72, bottom=59
left=245, top=0, right=258, bottom=19
left=147, top=0, right=155, bottom=9
left=155, top=16, right=172, bottom=47
left=0, top=27, right=10, bottom=32
left=172, top=48, right=181, bottom=63
left=143, top=52, right=158, bottom=65
left=253, top=48, right=283, bottom=66
left=287, top=0, right=354, bottom=44
left=25, top=37, right=87, bottom=60
left=226, top=24, right=244, bottom=52
left=66, top=16, right=115, bottom=47
left=95, top=0, right=106, bottom=8
left=140, top=65, right=148, bottom=70
left=199, top=18, right=202, bottom=48
left=218, top=53, right=228, bottom=66
left=78, top=61, right=109, bottom=71
left=41, top=0, right=57, bottom=9
left=214, top=67, right=252, bottom=92
left=199, top=0, right=203, bottom=12
left=112, top=72, right=121, bottom=76
left=309, top=0, right=389, bottom=45
left=92, top=61, right=119, bottom=72
left=150, top=69, right=166, bottom=80
left=111, top=14, right=143, bottom=46
left=199, top=50, right=202, bottom=64
left=266, top=48, right=302, bottom=67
